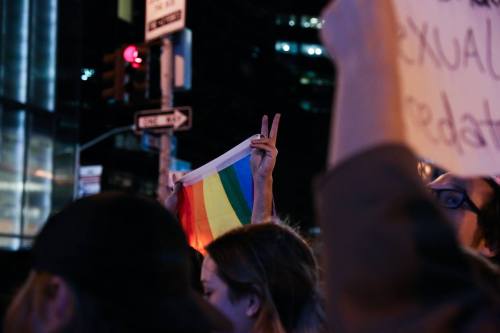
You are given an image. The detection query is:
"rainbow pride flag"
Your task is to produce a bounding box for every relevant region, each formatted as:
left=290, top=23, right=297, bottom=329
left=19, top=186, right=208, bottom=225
left=178, top=135, right=259, bottom=253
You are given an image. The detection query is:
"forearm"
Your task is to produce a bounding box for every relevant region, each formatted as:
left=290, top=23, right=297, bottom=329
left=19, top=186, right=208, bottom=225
left=251, top=177, right=273, bottom=224
left=328, top=65, right=405, bottom=168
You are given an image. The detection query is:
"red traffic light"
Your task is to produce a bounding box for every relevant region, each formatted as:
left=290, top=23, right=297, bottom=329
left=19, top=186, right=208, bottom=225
left=123, top=45, right=142, bottom=68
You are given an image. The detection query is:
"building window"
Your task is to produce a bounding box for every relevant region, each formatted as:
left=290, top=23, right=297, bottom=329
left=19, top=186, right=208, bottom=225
left=81, top=68, right=95, bottom=81
left=300, top=44, right=325, bottom=57
left=300, top=16, right=324, bottom=29
left=275, top=41, right=298, bottom=55
left=275, top=14, right=297, bottom=27
left=300, top=100, right=329, bottom=113
left=299, top=71, right=333, bottom=86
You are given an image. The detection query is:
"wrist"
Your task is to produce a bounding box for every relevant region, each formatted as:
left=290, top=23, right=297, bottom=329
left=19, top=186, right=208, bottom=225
left=340, top=63, right=400, bottom=105
left=253, top=175, right=273, bottom=187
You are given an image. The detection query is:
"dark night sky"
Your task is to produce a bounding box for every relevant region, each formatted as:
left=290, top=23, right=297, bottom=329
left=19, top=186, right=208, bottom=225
left=79, top=0, right=335, bottom=231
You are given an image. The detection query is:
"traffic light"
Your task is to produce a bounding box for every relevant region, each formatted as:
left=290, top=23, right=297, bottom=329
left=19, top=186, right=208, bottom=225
left=123, top=44, right=149, bottom=104
left=101, top=49, right=125, bottom=103
left=101, top=44, right=150, bottom=105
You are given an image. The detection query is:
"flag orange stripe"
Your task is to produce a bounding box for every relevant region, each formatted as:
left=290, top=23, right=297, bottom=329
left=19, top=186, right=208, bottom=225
left=179, top=185, right=195, bottom=246
left=191, top=181, right=213, bottom=253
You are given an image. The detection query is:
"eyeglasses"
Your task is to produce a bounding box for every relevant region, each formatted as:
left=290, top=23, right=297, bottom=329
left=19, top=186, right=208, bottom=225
left=428, top=188, right=481, bottom=214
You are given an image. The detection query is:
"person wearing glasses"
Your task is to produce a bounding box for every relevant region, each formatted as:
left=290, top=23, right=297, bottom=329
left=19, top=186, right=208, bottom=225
left=316, top=0, right=500, bottom=331
left=428, top=174, right=500, bottom=265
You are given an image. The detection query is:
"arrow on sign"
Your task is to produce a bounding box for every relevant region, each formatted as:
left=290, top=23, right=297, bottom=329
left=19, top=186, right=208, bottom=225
left=135, top=107, right=192, bottom=133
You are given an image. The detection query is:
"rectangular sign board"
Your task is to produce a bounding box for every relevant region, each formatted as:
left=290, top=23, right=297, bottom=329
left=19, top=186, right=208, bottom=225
left=78, top=165, right=103, bottom=198
left=145, top=0, right=186, bottom=42
left=392, top=0, right=500, bottom=176
left=135, top=107, right=192, bottom=133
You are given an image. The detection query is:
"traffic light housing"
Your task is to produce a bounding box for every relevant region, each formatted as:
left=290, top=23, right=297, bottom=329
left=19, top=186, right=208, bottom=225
left=101, top=49, right=125, bottom=103
left=101, top=44, right=150, bottom=105
left=123, top=44, right=149, bottom=104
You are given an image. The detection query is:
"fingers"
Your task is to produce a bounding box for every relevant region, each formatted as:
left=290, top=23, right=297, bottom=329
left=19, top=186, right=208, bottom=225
left=259, top=113, right=280, bottom=138
left=251, top=137, right=275, bottom=146
left=269, top=114, right=281, bottom=144
left=261, top=115, right=269, bottom=138
left=250, top=143, right=278, bottom=155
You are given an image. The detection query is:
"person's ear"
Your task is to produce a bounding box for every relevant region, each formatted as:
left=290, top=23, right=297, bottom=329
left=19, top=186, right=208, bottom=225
left=40, top=275, right=74, bottom=332
left=245, top=293, right=261, bottom=317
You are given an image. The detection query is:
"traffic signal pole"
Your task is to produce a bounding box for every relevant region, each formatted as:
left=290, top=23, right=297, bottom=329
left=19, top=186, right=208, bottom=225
left=157, top=37, right=173, bottom=205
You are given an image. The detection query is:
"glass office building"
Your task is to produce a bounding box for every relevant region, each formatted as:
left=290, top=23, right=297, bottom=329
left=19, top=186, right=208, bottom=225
left=0, top=0, right=77, bottom=249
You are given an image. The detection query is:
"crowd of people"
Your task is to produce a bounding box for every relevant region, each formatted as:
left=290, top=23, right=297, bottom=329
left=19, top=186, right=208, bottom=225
left=1, top=0, right=500, bottom=332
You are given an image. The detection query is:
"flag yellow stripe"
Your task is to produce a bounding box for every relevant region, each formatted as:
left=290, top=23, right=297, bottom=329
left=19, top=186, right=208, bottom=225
left=203, top=172, right=242, bottom=238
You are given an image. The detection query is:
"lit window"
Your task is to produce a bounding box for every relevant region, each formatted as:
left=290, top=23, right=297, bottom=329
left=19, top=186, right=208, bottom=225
left=276, top=14, right=297, bottom=27
left=81, top=68, right=95, bottom=81
left=301, top=44, right=326, bottom=57
left=275, top=41, right=298, bottom=54
left=300, top=100, right=312, bottom=111
left=301, top=16, right=323, bottom=29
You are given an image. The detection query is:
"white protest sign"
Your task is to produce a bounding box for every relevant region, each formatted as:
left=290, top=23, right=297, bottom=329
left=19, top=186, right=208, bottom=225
left=393, top=0, right=500, bottom=176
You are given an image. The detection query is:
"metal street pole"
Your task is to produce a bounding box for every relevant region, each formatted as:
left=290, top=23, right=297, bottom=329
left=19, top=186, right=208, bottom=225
left=73, top=125, right=135, bottom=199
left=157, top=37, right=173, bottom=205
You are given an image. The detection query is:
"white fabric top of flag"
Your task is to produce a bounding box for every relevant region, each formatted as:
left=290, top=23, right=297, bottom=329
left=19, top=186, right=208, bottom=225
left=179, top=134, right=260, bottom=186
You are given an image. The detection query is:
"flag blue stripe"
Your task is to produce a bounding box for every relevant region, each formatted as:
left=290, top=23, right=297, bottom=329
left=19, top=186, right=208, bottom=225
left=232, top=154, right=253, bottom=210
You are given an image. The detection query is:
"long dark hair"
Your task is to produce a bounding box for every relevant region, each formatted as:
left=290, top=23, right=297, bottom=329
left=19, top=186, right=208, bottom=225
left=478, top=178, right=500, bottom=264
left=206, top=223, right=325, bottom=333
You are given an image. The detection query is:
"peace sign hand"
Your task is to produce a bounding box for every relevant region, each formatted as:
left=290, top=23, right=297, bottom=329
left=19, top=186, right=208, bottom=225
left=250, top=114, right=281, bottom=183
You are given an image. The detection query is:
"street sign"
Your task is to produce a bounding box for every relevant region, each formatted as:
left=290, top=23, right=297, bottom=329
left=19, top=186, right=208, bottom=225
left=78, top=165, right=103, bottom=198
left=145, top=0, right=186, bottom=42
left=135, top=107, right=192, bottom=133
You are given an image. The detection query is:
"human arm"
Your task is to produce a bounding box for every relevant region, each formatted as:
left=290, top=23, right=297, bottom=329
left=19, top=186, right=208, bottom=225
left=321, top=0, right=405, bottom=168
left=250, top=114, right=280, bottom=224
left=317, top=1, right=500, bottom=331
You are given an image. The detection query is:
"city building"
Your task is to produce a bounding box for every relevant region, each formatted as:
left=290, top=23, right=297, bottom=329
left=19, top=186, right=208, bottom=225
left=0, top=0, right=82, bottom=249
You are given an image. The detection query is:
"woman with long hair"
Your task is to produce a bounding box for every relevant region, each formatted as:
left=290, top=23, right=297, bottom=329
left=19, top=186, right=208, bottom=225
left=201, top=223, right=325, bottom=333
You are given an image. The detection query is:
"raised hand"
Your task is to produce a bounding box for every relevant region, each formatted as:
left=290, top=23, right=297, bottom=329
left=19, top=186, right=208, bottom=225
left=163, top=173, right=182, bottom=215
left=320, top=0, right=403, bottom=167
left=250, top=114, right=281, bottom=183
left=320, top=0, right=399, bottom=73
left=250, top=114, right=280, bottom=223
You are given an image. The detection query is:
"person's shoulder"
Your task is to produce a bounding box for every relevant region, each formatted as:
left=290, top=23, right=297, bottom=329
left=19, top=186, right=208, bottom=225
left=316, top=144, right=417, bottom=193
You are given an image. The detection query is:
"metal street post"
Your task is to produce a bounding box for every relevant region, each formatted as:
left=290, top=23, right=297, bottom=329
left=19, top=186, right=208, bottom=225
left=157, top=37, right=173, bottom=205
left=145, top=0, right=188, bottom=206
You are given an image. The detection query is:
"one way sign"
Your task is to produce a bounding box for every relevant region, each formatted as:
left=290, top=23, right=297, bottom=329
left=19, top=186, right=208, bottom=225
left=135, top=107, right=192, bottom=133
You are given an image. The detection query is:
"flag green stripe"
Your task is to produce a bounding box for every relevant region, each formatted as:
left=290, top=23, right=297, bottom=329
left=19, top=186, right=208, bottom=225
left=219, top=165, right=252, bottom=225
